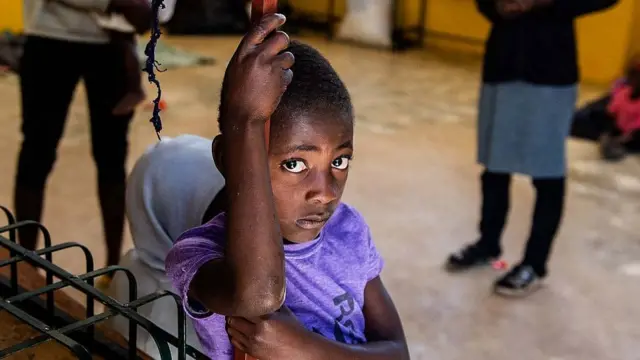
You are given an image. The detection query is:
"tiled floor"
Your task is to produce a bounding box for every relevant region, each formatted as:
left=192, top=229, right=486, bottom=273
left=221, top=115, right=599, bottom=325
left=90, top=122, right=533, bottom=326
left=0, top=36, right=639, bottom=360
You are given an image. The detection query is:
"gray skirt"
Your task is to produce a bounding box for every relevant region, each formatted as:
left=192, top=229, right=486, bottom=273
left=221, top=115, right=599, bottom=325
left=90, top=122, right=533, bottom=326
left=477, top=81, right=578, bottom=178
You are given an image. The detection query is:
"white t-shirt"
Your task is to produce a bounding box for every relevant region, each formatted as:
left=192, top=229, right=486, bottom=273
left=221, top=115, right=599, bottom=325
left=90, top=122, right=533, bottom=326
left=108, top=134, right=224, bottom=358
left=95, top=13, right=135, bottom=33
left=94, top=0, right=178, bottom=33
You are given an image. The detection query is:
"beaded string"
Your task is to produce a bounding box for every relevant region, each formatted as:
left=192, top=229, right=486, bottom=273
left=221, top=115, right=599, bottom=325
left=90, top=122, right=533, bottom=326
left=143, top=0, right=167, bottom=140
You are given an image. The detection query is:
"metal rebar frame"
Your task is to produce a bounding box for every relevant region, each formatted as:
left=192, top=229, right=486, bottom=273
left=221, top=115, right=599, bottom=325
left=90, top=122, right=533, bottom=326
left=0, top=205, right=208, bottom=360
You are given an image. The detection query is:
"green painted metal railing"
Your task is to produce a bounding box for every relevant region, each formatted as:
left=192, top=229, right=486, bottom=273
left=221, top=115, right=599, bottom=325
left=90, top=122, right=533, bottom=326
left=0, top=205, right=207, bottom=359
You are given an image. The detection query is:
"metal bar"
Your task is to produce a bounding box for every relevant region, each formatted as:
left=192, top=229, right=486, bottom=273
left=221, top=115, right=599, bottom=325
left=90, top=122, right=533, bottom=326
left=418, top=0, right=427, bottom=45
left=0, top=312, right=112, bottom=356
left=391, top=0, right=399, bottom=49
left=0, top=300, right=92, bottom=359
left=7, top=266, right=114, bottom=303
left=250, top=0, right=277, bottom=153
left=0, top=274, right=147, bottom=360
left=0, top=206, right=18, bottom=296
left=6, top=291, right=191, bottom=360
left=128, top=291, right=187, bottom=360
left=0, top=221, right=55, bottom=314
left=0, top=211, right=204, bottom=359
left=0, top=242, right=96, bottom=339
left=0, top=235, right=188, bottom=358
left=123, top=292, right=178, bottom=360
left=4, top=264, right=136, bottom=358
left=3, top=291, right=184, bottom=359
left=327, top=0, right=336, bottom=39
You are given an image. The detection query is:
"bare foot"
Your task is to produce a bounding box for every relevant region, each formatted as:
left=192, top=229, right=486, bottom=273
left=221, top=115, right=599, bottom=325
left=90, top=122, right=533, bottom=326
left=113, top=91, right=146, bottom=115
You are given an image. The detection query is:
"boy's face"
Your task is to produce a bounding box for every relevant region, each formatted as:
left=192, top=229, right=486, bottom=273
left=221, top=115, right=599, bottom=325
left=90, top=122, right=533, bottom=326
left=269, top=114, right=353, bottom=243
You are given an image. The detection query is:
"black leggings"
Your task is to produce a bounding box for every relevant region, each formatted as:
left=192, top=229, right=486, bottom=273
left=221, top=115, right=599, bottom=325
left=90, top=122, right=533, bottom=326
left=477, top=171, right=565, bottom=277
left=15, top=36, right=133, bottom=265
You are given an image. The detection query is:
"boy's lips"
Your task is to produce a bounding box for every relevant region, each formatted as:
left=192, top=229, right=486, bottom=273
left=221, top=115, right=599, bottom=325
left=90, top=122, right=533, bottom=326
left=296, top=213, right=331, bottom=230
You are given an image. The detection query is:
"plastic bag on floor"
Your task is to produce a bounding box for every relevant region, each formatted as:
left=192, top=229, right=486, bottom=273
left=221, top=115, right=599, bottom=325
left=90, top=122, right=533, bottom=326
left=336, top=0, right=392, bottom=48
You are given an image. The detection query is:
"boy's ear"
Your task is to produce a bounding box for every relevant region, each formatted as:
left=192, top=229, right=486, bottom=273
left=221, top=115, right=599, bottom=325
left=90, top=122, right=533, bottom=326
left=212, top=135, right=224, bottom=175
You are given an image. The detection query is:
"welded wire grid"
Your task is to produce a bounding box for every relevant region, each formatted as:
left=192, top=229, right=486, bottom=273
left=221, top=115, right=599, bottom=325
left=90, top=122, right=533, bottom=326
left=0, top=205, right=206, bottom=360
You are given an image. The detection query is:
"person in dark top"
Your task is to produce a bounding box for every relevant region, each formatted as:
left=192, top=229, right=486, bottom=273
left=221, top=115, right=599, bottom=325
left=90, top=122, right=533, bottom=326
left=16, top=0, right=150, bottom=277
left=446, top=0, right=619, bottom=297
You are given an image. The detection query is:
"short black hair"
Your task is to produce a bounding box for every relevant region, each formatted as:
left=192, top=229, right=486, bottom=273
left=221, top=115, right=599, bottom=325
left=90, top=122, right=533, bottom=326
left=218, top=40, right=353, bottom=133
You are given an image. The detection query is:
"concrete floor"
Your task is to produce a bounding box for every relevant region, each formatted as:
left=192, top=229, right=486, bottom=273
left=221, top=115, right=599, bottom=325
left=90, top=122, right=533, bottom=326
left=1, top=36, right=639, bottom=360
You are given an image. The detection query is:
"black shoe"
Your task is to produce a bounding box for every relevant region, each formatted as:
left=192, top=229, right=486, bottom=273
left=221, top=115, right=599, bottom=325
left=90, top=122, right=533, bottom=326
left=493, top=264, right=542, bottom=297
left=446, top=243, right=499, bottom=272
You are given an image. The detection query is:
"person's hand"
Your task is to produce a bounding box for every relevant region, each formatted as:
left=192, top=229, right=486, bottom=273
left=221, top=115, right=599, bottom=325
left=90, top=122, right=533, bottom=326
left=497, top=0, right=535, bottom=17
left=226, top=306, right=307, bottom=359
left=219, top=13, right=295, bottom=129
left=108, top=0, right=152, bottom=33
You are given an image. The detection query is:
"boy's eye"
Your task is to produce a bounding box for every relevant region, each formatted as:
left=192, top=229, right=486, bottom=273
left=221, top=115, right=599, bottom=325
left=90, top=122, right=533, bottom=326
left=282, top=160, right=307, bottom=173
left=332, top=156, right=350, bottom=170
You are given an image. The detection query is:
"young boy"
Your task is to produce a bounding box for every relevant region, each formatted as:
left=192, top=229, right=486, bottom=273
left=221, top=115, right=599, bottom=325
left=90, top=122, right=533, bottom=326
left=94, top=12, right=146, bottom=115
left=600, top=59, right=640, bottom=161
left=165, top=14, right=409, bottom=360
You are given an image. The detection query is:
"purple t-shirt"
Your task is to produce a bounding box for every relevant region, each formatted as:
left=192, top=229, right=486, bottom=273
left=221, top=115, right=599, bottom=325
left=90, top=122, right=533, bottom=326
left=165, top=203, right=384, bottom=359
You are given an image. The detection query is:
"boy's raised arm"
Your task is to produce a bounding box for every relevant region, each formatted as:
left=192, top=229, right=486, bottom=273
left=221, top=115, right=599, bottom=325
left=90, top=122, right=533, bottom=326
left=189, top=14, right=295, bottom=318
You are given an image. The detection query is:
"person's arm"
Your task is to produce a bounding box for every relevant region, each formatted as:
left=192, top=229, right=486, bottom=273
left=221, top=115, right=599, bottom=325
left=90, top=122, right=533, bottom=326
left=301, top=276, right=409, bottom=360
left=536, top=0, right=619, bottom=19
left=187, top=14, right=294, bottom=319
left=225, top=277, right=409, bottom=360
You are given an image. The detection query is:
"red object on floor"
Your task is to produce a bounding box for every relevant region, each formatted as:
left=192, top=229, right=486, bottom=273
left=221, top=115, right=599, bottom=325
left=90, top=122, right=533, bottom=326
left=144, top=99, right=167, bottom=111
left=492, top=260, right=508, bottom=270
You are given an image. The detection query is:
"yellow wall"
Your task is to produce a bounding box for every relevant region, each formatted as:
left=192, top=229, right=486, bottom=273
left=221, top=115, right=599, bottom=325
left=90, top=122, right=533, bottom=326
left=576, top=0, right=634, bottom=84
left=628, top=0, right=640, bottom=61
left=4, top=0, right=633, bottom=84
left=290, top=0, right=635, bottom=85
left=0, top=0, right=24, bottom=32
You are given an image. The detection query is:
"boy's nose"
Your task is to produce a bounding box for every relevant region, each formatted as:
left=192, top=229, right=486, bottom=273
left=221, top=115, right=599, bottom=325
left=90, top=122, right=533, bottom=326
left=306, top=171, right=338, bottom=204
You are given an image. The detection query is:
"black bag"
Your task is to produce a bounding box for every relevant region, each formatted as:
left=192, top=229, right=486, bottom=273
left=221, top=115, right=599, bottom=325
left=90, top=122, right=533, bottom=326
left=570, top=94, right=611, bottom=141
left=570, top=93, right=640, bottom=152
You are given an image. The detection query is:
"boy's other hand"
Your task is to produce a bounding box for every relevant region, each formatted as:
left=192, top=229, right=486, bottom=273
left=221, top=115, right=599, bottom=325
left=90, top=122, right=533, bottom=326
left=226, top=306, right=306, bottom=359
left=220, top=13, right=295, bottom=128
